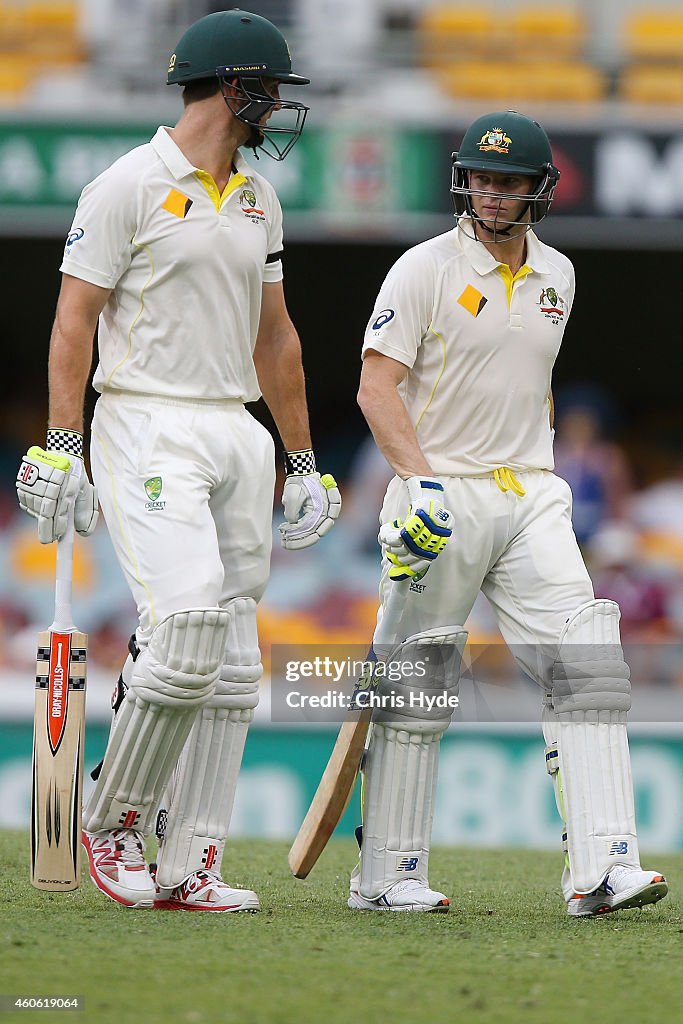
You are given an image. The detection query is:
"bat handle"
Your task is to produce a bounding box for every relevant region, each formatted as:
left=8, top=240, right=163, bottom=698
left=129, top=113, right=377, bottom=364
left=51, top=459, right=81, bottom=634
left=372, top=580, right=411, bottom=653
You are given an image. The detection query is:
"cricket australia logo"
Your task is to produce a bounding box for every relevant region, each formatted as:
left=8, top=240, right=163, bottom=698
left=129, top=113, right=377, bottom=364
left=144, top=476, right=166, bottom=512
left=240, top=189, right=265, bottom=223
left=478, top=127, right=512, bottom=155
left=538, top=286, right=566, bottom=324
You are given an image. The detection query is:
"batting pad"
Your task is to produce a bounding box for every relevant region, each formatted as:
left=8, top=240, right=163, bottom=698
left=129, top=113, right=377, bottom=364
left=358, top=623, right=466, bottom=899
left=543, top=707, right=640, bottom=896
left=543, top=598, right=640, bottom=895
left=83, top=608, right=229, bottom=835
left=156, top=598, right=261, bottom=888
left=359, top=722, right=441, bottom=899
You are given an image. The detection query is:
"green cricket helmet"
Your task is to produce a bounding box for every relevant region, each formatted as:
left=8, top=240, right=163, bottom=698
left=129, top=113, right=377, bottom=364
left=167, top=9, right=309, bottom=160
left=451, top=110, right=560, bottom=231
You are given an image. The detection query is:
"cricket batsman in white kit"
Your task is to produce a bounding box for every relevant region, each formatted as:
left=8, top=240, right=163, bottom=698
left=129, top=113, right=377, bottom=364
left=351, top=110, right=668, bottom=916
left=16, top=10, right=340, bottom=912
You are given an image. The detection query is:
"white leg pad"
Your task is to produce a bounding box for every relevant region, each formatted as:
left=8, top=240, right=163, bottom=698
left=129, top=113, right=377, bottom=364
left=358, top=624, right=467, bottom=900
left=544, top=598, right=639, bottom=896
left=83, top=608, right=230, bottom=835
left=360, top=721, right=443, bottom=899
left=155, top=598, right=261, bottom=888
left=543, top=707, right=640, bottom=896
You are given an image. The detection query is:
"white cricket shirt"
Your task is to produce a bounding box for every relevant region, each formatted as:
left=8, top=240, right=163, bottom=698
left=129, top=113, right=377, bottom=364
left=362, top=218, right=575, bottom=475
left=60, top=127, right=284, bottom=401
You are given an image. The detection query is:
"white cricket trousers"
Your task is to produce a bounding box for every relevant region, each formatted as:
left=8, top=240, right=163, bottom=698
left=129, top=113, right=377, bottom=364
left=379, top=470, right=594, bottom=689
left=90, top=390, right=276, bottom=644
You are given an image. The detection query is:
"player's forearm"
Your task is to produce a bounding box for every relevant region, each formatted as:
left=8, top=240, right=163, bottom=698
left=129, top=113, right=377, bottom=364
left=254, top=323, right=312, bottom=451
left=358, top=382, right=433, bottom=480
left=48, top=311, right=97, bottom=433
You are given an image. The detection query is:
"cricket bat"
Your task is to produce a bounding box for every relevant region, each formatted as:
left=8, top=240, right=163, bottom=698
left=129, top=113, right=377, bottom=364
left=288, top=582, right=410, bottom=879
left=30, top=462, right=87, bottom=891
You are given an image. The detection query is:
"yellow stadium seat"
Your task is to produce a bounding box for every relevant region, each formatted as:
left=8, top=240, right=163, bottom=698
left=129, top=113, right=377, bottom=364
left=508, top=5, right=586, bottom=57
left=624, top=10, right=683, bottom=61
left=418, top=5, right=495, bottom=67
left=438, top=60, right=515, bottom=100
left=0, top=3, right=31, bottom=50
left=517, top=60, right=607, bottom=101
left=0, top=65, right=31, bottom=105
left=439, top=58, right=606, bottom=103
left=21, top=1, right=85, bottom=64
left=24, top=3, right=79, bottom=31
left=619, top=63, right=683, bottom=104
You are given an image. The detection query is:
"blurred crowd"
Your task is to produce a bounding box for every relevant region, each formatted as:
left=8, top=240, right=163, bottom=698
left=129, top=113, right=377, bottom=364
left=1, top=384, right=683, bottom=690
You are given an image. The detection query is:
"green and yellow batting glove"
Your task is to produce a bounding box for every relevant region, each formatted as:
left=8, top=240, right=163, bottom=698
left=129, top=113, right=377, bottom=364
left=379, top=476, right=454, bottom=581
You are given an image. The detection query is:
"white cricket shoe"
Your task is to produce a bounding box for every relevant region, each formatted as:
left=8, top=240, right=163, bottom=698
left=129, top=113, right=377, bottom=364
left=154, top=869, right=260, bottom=913
left=567, top=865, right=668, bottom=917
left=82, top=829, right=156, bottom=908
left=348, top=873, right=450, bottom=913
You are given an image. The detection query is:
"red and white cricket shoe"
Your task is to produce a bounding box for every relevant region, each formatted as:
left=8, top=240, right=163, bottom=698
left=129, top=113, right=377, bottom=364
left=567, top=865, right=668, bottom=917
left=154, top=870, right=260, bottom=912
left=82, top=829, right=156, bottom=908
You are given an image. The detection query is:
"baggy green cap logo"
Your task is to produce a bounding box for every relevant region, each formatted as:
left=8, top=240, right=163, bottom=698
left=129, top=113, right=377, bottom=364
left=144, top=477, right=162, bottom=501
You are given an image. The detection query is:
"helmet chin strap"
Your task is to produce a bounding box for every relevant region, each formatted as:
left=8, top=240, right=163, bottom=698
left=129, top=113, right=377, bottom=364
left=469, top=198, right=532, bottom=244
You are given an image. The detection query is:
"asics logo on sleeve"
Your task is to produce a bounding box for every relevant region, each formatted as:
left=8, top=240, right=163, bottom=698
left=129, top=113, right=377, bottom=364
left=66, top=228, right=85, bottom=246
left=372, top=309, right=395, bottom=330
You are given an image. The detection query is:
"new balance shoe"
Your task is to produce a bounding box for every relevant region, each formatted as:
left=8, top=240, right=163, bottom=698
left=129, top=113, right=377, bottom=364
left=348, top=873, right=450, bottom=913
left=154, top=870, right=260, bottom=912
left=567, top=865, right=668, bottom=917
left=82, top=828, right=156, bottom=908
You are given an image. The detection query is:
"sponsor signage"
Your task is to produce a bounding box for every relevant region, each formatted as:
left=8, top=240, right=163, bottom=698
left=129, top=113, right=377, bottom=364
left=1, top=120, right=682, bottom=242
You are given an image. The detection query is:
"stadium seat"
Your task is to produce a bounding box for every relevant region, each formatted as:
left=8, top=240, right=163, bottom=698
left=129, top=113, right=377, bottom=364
left=619, top=63, right=683, bottom=104
left=418, top=5, right=495, bottom=67
left=507, top=5, right=586, bottom=58
left=439, top=58, right=607, bottom=103
left=0, top=3, right=30, bottom=50
left=22, top=1, right=85, bottom=64
left=624, top=10, right=683, bottom=61
left=438, top=60, right=514, bottom=100
left=0, top=64, right=32, bottom=105
left=24, top=2, right=79, bottom=31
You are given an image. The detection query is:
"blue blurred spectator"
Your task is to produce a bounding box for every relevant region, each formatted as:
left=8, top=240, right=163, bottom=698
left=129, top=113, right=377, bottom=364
left=553, top=384, right=633, bottom=545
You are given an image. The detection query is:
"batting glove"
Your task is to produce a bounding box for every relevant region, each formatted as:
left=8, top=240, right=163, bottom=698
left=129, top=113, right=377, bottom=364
left=379, top=476, right=453, bottom=581
left=279, top=448, right=342, bottom=550
left=16, top=429, right=98, bottom=544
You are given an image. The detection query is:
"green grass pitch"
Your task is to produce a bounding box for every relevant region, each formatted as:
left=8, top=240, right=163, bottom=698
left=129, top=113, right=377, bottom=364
left=0, top=832, right=680, bottom=1024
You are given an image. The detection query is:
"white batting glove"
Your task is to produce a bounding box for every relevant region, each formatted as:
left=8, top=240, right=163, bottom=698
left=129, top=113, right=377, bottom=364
left=379, top=476, right=453, bottom=581
left=279, top=448, right=342, bottom=550
left=16, top=429, right=98, bottom=544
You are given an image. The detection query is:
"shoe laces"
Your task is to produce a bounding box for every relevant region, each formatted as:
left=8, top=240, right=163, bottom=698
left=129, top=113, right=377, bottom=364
left=177, top=869, right=224, bottom=901
left=605, top=864, right=633, bottom=885
left=389, top=879, right=427, bottom=897
left=96, top=829, right=145, bottom=868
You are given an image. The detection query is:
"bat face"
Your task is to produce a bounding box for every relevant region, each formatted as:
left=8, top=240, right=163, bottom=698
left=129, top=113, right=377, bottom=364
left=31, top=629, right=87, bottom=891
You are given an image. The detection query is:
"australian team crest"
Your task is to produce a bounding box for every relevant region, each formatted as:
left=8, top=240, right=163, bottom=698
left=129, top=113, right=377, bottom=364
left=239, top=188, right=265, bottom=222
left=478, top=128, right=513, bottom=155
left=538, top=286, right=566, bottom=323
